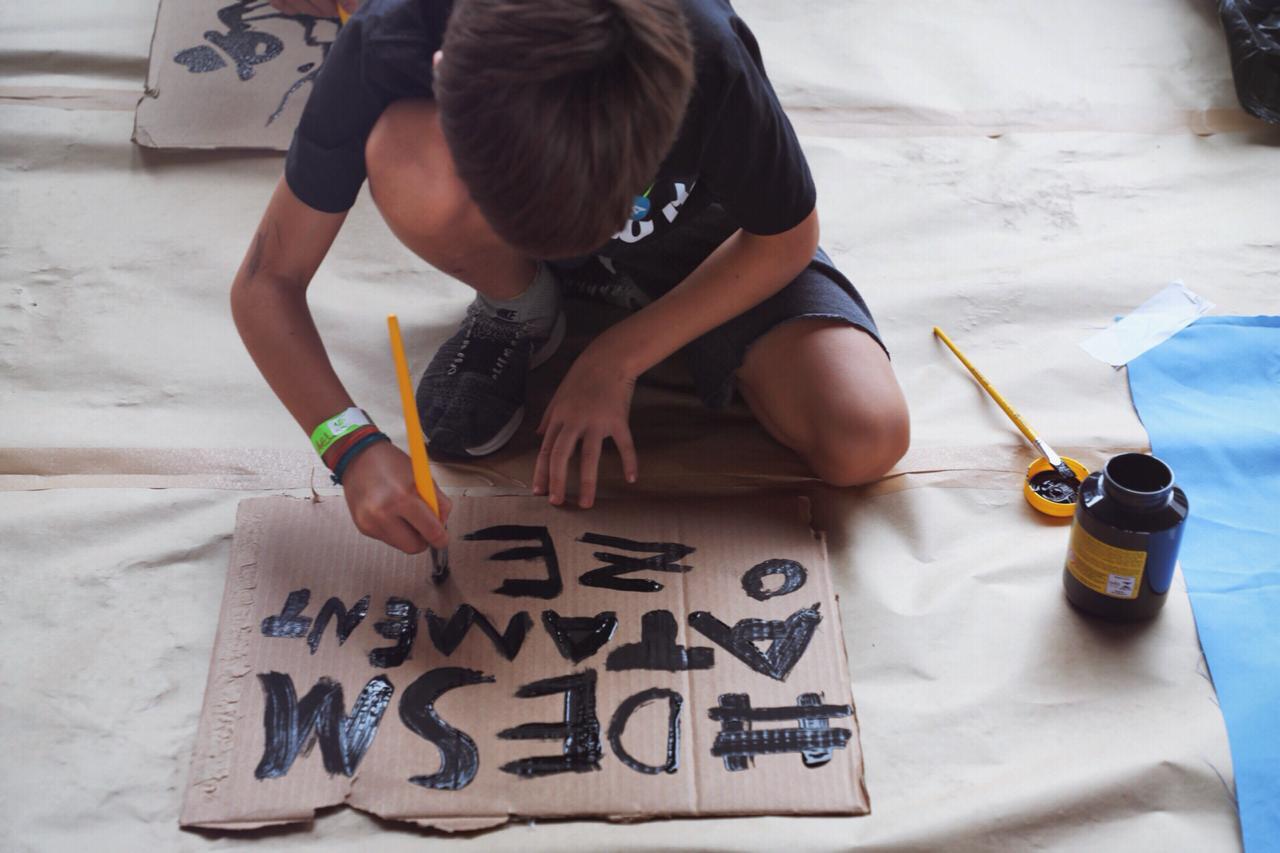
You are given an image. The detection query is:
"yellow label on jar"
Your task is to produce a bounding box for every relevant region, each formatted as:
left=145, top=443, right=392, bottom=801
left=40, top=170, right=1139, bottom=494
left=1066, top=524, right=1146, bottom=600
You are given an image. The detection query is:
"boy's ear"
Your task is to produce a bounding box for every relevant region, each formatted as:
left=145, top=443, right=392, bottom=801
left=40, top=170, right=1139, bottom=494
left=433, top=50, right=443, bottom=69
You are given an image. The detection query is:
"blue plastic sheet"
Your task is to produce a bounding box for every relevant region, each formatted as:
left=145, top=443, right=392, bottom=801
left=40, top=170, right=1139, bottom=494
left=1128, top=316, right=1280, bottom=852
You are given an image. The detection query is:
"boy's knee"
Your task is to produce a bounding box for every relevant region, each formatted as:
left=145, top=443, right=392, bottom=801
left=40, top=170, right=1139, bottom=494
left=808, top=398, right=910, bottom=487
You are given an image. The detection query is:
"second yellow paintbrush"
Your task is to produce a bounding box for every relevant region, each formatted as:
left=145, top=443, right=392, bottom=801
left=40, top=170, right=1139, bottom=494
left=388, top=314, right=449, bottom=581
left=933, top=326, right=1086, bottom=516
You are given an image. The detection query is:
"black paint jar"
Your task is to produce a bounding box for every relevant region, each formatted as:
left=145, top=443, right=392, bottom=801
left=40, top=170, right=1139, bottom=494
left=1062, top=453, right=1189, bottom=621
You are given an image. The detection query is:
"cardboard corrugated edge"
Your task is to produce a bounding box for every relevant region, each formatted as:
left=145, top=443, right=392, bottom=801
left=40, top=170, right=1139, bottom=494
left=181, top=500, right=272, bottom=826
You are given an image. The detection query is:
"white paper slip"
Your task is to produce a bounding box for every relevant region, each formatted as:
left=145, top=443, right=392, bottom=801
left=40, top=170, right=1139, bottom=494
left=1080, top=282, right=1215, bottom=367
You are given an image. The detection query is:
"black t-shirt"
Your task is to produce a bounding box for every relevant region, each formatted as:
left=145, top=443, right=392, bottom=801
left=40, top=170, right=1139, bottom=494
left=285, top=0, right=815, bottom=251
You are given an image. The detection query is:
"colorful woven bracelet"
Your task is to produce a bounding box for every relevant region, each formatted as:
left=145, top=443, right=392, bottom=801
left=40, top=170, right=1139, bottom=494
left=330, top=431, right=390, bottom=485
left=322, top=424, right=380, bottom=471
left=310, top=407, right=372, bottom=457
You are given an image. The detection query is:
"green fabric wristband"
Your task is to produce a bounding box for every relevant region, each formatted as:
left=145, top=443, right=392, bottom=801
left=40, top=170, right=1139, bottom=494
left=310, top=407, right=371, bottom=456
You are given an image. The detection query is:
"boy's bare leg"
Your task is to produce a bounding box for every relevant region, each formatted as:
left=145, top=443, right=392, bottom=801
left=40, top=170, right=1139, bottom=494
left=737, top=319, right=910, bottom=486
left=365, top=98, right=534, bottom=300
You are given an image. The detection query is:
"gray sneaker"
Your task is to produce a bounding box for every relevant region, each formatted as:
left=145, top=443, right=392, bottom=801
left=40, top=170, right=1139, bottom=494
left=416, top=301, right=565, bottom=458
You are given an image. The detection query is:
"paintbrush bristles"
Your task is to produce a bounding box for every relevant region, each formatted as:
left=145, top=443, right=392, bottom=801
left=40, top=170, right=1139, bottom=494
left=430, top=545, right=450, bottom=584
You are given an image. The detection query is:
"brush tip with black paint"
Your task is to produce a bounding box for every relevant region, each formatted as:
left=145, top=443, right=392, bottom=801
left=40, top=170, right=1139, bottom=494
left=430, top=545, right=450, bottom=584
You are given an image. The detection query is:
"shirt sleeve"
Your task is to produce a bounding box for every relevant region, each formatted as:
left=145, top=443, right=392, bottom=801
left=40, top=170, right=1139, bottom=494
left=698, top=21, right=816, bottom=236
left=284, top=12, right=428, bottom=214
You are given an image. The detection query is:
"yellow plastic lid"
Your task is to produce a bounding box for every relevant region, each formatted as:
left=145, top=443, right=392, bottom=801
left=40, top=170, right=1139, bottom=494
left=1024, top=456, right=1089, bottom=517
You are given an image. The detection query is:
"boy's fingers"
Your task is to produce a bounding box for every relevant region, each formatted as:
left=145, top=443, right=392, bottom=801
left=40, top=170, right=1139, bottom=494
left=548, top=428, right=581, bottom=506
left=614, top=427, right=639, bottom=484
left=380, top=517, right=429, bottom=555
left=533, top=421, right=561, bottom=496
left=578, top=431, right=603, bottom=508
left=436, top=486, right=453, bottom=525
left=402, top=496, right=448, bottom=549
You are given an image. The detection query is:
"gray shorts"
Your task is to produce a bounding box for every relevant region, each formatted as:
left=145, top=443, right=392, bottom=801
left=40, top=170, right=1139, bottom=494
left=552, top=203, right=886, bottom=408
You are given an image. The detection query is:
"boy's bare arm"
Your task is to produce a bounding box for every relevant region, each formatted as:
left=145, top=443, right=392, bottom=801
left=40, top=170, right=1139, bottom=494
left=232, top=177, right=449, bottom=554
left=231, top=177, right=353, bottom=432
left=534, top=208, right=821, bottom=506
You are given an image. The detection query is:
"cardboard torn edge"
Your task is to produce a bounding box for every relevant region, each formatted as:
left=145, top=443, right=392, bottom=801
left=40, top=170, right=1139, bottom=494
left=180, top=501, right=268, bottom=823
left=132, top=0, right=164, bottom=148
left=407, top=816, right=510, bottom=832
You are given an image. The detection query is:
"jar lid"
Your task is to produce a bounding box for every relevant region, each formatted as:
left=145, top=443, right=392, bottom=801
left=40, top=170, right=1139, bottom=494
left=1023, top=456, right=1089, bottom=517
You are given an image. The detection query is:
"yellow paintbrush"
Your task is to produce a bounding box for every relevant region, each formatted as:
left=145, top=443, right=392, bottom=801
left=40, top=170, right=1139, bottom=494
left=387, top=314, right=448, bottom=580
left=933, top=326, right=1087, bottom=516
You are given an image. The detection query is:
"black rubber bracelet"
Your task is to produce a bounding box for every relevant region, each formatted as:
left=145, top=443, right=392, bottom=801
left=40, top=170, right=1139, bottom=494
left=330, top=431, right=390, bottom=485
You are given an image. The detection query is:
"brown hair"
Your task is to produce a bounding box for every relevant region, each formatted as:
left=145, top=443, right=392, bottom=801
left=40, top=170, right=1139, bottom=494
left=434, top=0, right=695, bottom=259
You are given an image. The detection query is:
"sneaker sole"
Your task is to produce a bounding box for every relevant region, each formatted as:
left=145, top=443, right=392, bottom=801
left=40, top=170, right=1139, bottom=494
left=460, top=310, right=566, bottom=457
left=531, top=309, right=566, bottom=369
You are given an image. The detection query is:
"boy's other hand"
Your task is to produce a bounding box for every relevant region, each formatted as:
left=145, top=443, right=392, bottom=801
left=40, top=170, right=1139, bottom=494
left=341, top=441, right=452, bottom=555
left=534, top=344, right=639, bottom=509
left=269, top=0, right=359, bottom=18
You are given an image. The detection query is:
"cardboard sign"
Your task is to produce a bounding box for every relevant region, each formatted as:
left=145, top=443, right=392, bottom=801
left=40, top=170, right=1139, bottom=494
left=135, top=0, right=336, bottom=149
left=180, top=495, right=869, bottom=829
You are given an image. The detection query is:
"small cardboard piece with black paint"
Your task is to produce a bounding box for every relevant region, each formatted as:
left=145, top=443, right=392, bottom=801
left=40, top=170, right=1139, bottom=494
left=180, top=495, right=869, bottom=829
left=135, top=0, right=335, bottom=150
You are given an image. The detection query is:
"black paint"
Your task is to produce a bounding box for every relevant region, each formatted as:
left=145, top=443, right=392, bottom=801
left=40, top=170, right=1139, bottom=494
left=1029, top=469, right=1078, bottom=504
left=368, top=596, right=418, bottom=668
left=306, top=595, right=370, bottom=655
left=425, top=605, right=532, bottom=661
left=430, top=545, right=450, bottom=584
left=170, top=1, right=337, bottom=125
left=465, top=525, right=564, bottom=599
left=688, top=603, right=822, bottom=682
left=261, top=588, right=312, bottom=638
left=541, top=610, right=619, bottom=663
left=577, top=532, right=695, bottom=592
left=605, top=609, right=714, bottom=672
left=254, top=672, right=393, bottom=779
left=399, top=667, right=495, bottom=791
left=174, top=2, right=289, bottom=81
left=1064, top=453, right=1190, bottom=620
left=263, top=13, right=334, bottom=124
left=741, top=559, right=807, bottom=601
left=708, top=692, right=852, bottom=771
left=607, top=687, right=683, bottom=775
left=497, top=669, right=602, bottom=777
left=173, top=45, right=228, bottom=73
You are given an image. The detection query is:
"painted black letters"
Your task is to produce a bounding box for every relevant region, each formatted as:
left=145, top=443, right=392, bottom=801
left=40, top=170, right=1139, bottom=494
left=425, top=604, right=532, bottom=661
left=577, top=533, right=694, bottom=593
left=708, top=692, right=852, bottom=771
left=400, top=667, right=496, bottom=791
left=741, top=559, right=807, bottom=601
left=254, top=672, right=393, bottom=779
left=688, top=603, right=822, bottom=681
left=605, top=610, right=714, bottom=671
left=261, top=588, right=312, bottom=638
left=465, top=525, right=563, bottom=599
left=541, top=610, right=618, bottom=663
left=497, top=669, right=602, bottom=777
left=306, top=595, right=370, bottom=654
left=368, top=596, right=418, bottom=668
left=607, top=687, right=683, bottom=775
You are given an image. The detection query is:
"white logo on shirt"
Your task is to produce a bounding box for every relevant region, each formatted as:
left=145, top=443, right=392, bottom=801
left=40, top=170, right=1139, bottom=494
left=612, top=181, right=694, bottom=244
